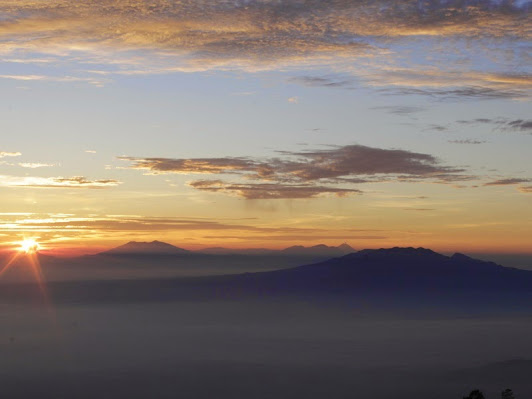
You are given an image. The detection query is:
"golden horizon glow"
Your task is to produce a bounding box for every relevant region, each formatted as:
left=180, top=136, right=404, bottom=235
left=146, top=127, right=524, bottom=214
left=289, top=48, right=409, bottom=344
left=0, top=1, right=530, bottom=261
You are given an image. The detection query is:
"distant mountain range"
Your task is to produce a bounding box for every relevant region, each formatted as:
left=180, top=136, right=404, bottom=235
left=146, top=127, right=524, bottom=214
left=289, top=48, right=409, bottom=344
left=2, top=247, right=530, bottom=312
left=100, top=240, right=355, bottom=257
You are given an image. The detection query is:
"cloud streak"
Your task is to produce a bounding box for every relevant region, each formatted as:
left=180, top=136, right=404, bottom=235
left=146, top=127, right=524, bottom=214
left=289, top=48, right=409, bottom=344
left=0, top=151, right=21, bottom=158
left=484, top=178, right=531, bottom=186
left=0, top=175, right=121, bottom=189
left=457, top=118, right=532, bottom=132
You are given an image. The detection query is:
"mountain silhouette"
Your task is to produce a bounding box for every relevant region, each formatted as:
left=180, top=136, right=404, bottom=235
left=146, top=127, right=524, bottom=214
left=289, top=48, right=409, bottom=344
left=102, top=240, right=190, bottom=255
left=2, top=247, right=531, bottom=312
left=280, top=243, right=355, bottom=257
left=253, top=247, right=532, bottom=293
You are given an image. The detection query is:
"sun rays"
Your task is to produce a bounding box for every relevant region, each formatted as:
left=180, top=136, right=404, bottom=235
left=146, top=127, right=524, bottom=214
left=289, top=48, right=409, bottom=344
left=0, top=238, right=49, bottom=305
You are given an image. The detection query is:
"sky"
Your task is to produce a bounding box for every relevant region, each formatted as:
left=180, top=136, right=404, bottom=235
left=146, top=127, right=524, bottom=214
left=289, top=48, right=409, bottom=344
left=0, top=0, right=530, bottom=255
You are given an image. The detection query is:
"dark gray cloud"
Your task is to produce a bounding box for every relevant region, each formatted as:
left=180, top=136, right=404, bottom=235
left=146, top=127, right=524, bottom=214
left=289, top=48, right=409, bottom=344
left=507, top=119, right=532, bottom=131
left=288, top=76, right=355, bottom=89
left=484, top=178, right=531, bottom=186
left=121, top=145, right=465, bottom=182
left=370, top=106, right=425, bottom=115
left=458, top=118, right=532, bottom=132
left=448, top=139, right=486, bottom=144
left=424, top=124, right=449, bottom=132
left=121, top=144, right=470, bottom=199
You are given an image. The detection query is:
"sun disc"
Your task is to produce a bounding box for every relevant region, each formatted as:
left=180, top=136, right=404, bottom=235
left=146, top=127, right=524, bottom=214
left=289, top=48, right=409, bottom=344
left=18, top=239, right=40, bottom=254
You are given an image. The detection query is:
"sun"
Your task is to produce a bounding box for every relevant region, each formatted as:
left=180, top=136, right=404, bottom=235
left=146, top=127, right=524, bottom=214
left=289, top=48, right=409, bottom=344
left=18, top=238, right=40, bottom=254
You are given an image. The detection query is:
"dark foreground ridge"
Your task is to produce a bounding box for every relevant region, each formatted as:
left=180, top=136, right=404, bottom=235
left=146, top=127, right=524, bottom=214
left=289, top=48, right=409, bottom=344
left=2, top=247, right=532, bottom=311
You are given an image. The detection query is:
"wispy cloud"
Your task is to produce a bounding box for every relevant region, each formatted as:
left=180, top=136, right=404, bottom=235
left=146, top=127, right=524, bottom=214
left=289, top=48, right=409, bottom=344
left=0, top=151, right=21, bottom=158
left=0, top=213, right=382, bottom=247
left=188, top=181, right=361, bottom=200
left=484, top=178, right=531, bottom=186
left=457, top=118, right=532, bottom=133
left=288, top=76, right=354, bottom=89
left=370, top=106, right=425, bottom=116
left=0, top=74, right=105, bottom=86
left=290, top=69, right=532, bottom=100
left=448, top=139, right=486, bottom=144
left=0, top=214, right=327, bottom=235
left=18, top=162, right=55, bottom=169
left=0, top=175, right=121, bottom=189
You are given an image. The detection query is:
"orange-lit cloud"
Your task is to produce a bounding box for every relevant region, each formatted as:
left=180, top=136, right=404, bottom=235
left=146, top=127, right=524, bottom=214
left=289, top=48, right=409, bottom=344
left=292, top=70, right=532, bottom=100
left=0, top=0, right=529, bottom=97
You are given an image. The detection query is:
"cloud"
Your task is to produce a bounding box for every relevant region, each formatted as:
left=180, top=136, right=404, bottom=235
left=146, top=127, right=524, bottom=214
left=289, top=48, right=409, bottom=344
left=18, top=163, right=54, bottom=168
left=291, top=70, right=532, bottom=100
left=0, top=175, right=121, bottom=189
left=204, top=234, right=387, bottom=241
left=121, top=145, right=465, bottom=181
left=121, top=144, right=470, bottom=199
left=0, top=213, right=387, bottom=246
left=0, top=74, right=105, bottom=86
left=373, top=71, right=532, bottom=100
left=507, top=119, right=532, bottom=132
left=118, top=156, right=257, bottom=175
left=484, top=178, right=531, bottom=186
left=0, top=214, right=327, bottom=235
left=0, top=151, right=21, bottom=158
left=370, top=106, right=425, bottom=115
left=457, top=118, right=532, bottom=132
left=0, top=0, right=529, bottom=97
left=288, top=76, right=354, bottom=89
left=287, top=96, right=299, bottom=104
left=518, top=186, right=532, bottom=193
left=448, top=139, right=486, bottom=144
left=188, top=180, right=361, bottom=200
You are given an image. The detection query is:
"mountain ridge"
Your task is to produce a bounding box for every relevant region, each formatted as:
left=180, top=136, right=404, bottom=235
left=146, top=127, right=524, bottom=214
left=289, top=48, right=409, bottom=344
left=99, top=240, right=355, bottom=257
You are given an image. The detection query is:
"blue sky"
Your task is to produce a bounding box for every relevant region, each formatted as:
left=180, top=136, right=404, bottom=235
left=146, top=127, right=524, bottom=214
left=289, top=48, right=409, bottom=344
left=0, top=0, right=530, bottom=253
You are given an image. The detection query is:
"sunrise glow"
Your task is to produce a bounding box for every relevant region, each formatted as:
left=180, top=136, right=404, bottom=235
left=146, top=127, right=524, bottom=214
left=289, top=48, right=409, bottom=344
left=18, top=239, right=40, bottom=254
